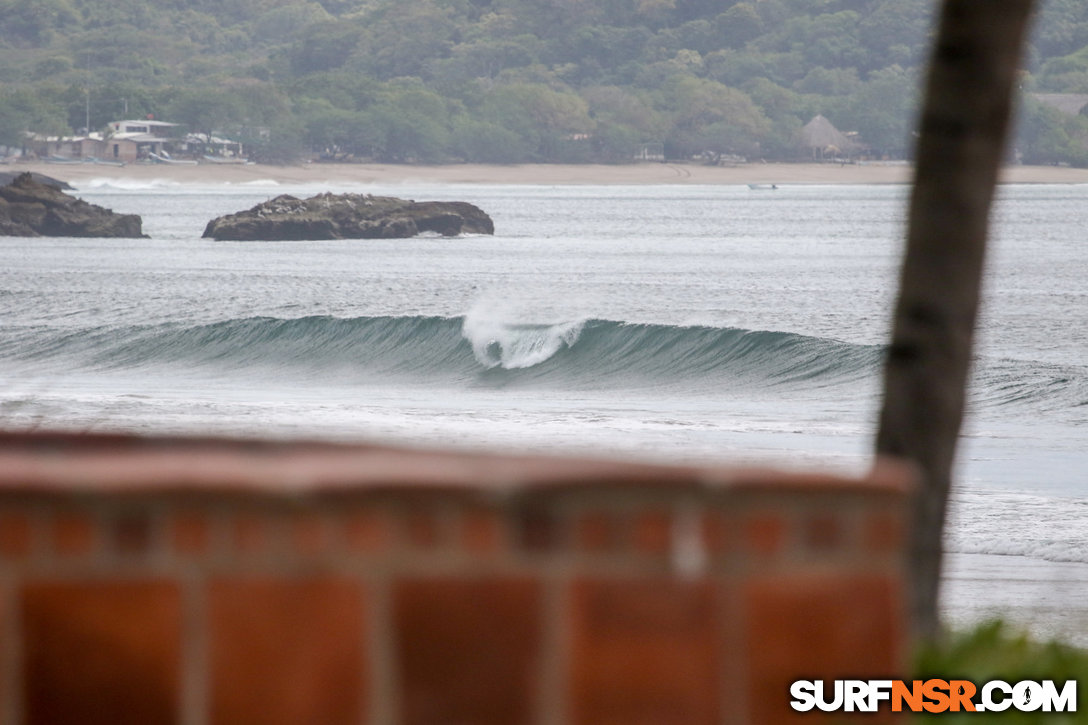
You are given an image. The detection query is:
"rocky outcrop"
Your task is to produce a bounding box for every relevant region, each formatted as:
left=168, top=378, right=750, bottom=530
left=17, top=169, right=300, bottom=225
left=0, top=171, right=73, bottom=190
left=0, top=172, right=146, bottom=238
left=202, top=192, right=495, bottom=241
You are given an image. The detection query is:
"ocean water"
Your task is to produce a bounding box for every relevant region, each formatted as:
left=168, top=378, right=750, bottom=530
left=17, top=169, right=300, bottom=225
left=1, top=178, right=1086, bottom=642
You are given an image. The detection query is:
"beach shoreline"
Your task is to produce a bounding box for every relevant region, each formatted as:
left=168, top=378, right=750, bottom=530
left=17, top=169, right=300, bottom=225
left=9, top=159, right=1088, bottom=186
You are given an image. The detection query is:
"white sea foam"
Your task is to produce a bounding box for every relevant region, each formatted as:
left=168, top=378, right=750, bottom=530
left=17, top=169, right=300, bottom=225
left=461, top=303, right=585, bottom=369
left=78, top=177, right=182, bottom=191
left=946, top=490, right=1088, bottom=564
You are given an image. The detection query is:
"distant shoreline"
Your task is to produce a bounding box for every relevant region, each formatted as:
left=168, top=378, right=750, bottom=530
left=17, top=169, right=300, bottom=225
left=9, top=160, right=1088, bottom=186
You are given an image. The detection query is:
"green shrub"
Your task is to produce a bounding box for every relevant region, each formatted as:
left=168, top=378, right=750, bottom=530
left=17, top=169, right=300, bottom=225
left=913, top=620, right=1088, bottom=723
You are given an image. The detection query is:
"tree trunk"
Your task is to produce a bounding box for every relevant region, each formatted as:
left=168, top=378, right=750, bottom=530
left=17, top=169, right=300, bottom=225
left=876, top=0, right=1035, bottom=640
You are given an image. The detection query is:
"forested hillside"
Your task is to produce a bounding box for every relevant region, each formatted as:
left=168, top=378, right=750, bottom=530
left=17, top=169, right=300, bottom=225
left=2, top=0, right=1087, bottom=164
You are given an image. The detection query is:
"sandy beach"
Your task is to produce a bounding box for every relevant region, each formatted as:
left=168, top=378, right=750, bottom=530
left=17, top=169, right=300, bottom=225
left=10, top=159, right=1088, bottom=186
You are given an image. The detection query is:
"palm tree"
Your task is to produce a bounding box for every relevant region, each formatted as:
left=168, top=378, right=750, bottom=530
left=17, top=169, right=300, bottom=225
left=876, top=0, right=1036, bottom=639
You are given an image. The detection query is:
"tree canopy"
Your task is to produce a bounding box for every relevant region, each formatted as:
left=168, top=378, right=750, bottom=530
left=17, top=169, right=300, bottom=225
left=1, top=0, right=1085, bottom=164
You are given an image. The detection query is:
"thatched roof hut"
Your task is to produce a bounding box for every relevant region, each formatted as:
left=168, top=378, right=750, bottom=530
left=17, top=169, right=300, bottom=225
left=800, top=115, right=860, bottom=158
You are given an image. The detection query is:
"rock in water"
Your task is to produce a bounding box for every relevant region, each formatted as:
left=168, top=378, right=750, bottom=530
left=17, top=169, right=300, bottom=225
left=0, top=172, right=146, bottom=238
left=0, top=171, right=73, bottom=190
left=201, top=192, right=495, bottom=241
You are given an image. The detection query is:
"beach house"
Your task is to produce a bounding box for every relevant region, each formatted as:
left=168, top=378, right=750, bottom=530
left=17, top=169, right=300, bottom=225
left=103, top=120, right=181, bottom=162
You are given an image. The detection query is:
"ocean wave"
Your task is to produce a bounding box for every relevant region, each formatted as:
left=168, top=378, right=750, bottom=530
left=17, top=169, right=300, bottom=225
left=78, top=177, right=183, bottom=191
left=947, top=492, right=1088, bottom=564
left=974, top=358, right=1088, bottom=412
left=5, top=314, right=1087, bottom=405
left=462, top=311, right=587, bottom=369
left=0, top=314, right=882, bottom=391
left=236, top=179, right=282, bottom=187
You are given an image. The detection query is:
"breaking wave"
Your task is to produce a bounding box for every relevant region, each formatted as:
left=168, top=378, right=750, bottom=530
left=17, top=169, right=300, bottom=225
left=1, top=314, right=881, bottom=392
left=4, top=313, right=1084, bottom=403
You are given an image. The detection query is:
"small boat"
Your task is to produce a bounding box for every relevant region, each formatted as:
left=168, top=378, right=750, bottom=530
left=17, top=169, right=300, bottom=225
left=149, top=152, right=198, bottom=165
left=747, top=183, right=779, bottom=190
left=201, top=155, right=250, bottom=165
left=83, top=157, right=126, bottom=167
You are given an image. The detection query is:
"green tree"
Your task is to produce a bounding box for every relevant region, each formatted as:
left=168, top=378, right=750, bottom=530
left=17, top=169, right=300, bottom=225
left=351, top=1, right=458, bottom=80
left=248, top=116, right=307, bottom=164
left=744, top=78, right=810, bottom=157
left=1031, top=0, right=1088, bottom=59
left=362, top=81, right=456, bottom=162
left=479, top=82, right=594, bottom=160
left=582, top=84, right=666, bottom=161
left=788, top=11, right=866, bottom=70
left=370, top=106, right=450, bottom=162
left=857, top=0, right=933, bottom=71
left=1037, top=46, right=1088, bottom=92
left=76, top=0, right=153, bottom=32
left=0, top=87, right=69, bottom=146
left=657, top=76, right=769, bottom=159
left=165, top=88, right=246, bottom=139
left=297, top=98, right=380, bottom=157
left=794, top=66, right=860, bottom=96
left=715, top=4, right=764, bottom=49
left=285, top=19, right=362, bottom=75
left=430, top=36, right=541, bottom=88
left=68, top=26, right=186, bottom=83
left=1015, top=97, right=1088, bottom=166
left=582, top=84, right=665, bottom=138
left=842, top=64, right=919, bottom=157
left=0, top=0, right=79, bottom=45
left=252, top=3, right=332, bottom=46
left=450, top=117, right=530, bottom=162
left=287, top=72, right=380, bottom=112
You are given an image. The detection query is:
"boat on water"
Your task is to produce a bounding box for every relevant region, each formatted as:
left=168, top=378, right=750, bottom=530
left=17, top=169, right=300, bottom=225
left=148, top=152, right=198, bottom=165
left=201, top=155, right=251, bottom=165
left=83, top=157, right=125, bottom=167
left=43, top=156, right=126, bottom=167
left=747, top=183, right=779, bottom=190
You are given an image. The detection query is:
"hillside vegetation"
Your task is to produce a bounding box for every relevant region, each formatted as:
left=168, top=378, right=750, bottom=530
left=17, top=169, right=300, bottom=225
left=2, top=0, right=1087, bottom=164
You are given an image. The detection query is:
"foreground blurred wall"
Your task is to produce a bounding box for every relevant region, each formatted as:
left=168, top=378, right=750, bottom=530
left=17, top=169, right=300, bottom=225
left=0, top=433, right=909, bottom=724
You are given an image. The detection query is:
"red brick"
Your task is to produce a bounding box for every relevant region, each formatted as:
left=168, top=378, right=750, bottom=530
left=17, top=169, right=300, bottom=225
left=743, top=573, right=905, bottom=724
left=569, top=578, right=720, bottom=725
left=402, top=508, right=442, bottom=548
left=169, top=512, right=211, bottom=556
left=51, top=512, right=97, bottom=556
left=343, top=509, right=392, bottom=552
left=0, top=511, right=33, bottom=557
left=804, top=513, right=843, bottom=552
left=112, top=511, right=154, bottom=555
left=701, top=511, right=732, bottom=554
left=22, top=579, right=182, bottom=725
left=209, top=577, right=367, bottom=725
left=517, top=508, right=558, bottom=552
left=230, top=512, right=272, bottom=554
left=864, top=510, right=905, bottom=553
left=394, top=577, right=542, bottom=725
left=576, top=511, right=620, bottom=552
left=0, top=588, right=5, bottom=716
left=460, top=507, right=505, bottom=554
left=291, top=513, right=329, bottom=556
left=632, top=510, right=671, bottom=555
left=743, top=513, right=786, bottom=556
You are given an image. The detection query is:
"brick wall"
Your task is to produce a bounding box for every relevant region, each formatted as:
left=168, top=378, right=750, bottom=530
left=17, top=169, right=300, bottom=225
left=0, top=432, right=910, bottom=724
